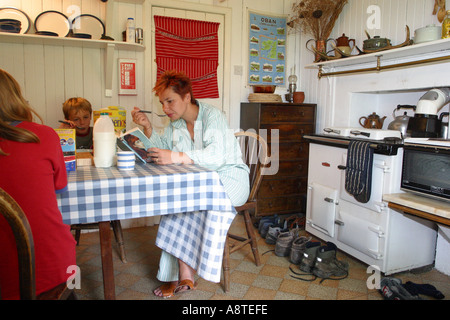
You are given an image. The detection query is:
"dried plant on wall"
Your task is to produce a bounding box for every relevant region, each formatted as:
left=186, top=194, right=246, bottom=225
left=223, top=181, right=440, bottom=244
left=288, top=0, right=348, bottom=40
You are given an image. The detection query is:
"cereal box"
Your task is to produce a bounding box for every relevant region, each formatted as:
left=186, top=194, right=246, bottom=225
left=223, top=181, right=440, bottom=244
left=93, top=106, right=126, bottom=134
left=55, top=128, right=76, bottom=171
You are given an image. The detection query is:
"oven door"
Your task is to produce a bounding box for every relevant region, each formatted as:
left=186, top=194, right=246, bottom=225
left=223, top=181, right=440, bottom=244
left=336, top=202, right=385, bottom=260
left=340, top=153, right=389, bottom=212
left=306, top=182, right=338, bottom=237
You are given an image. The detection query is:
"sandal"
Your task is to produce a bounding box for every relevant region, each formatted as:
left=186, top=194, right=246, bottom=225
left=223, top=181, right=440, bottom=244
left=174, top=279, right=197, bottom=295
left=155, top=282, right=178, bottom=298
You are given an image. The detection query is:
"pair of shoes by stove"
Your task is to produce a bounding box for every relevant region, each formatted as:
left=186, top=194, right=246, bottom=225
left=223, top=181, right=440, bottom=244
left=274, top=228, right=301, bottom=257
left=258, top=215, right=280, bottom=239
left=291, top=241, right=348, bottom=282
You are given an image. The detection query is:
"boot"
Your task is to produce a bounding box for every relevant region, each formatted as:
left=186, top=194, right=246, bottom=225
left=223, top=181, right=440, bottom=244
left=298, top=241, right=321, bottom=272
left=312, top=242, right=349, bottom=281
left=274, top=231, right=295, bottom=257
left=289, top=236, right=311, bottom=264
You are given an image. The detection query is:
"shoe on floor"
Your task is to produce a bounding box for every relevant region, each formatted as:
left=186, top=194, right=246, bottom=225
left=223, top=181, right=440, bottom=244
left=289, top=236, right=311, bottom=264
left=299, top=241, right=321, bottom=273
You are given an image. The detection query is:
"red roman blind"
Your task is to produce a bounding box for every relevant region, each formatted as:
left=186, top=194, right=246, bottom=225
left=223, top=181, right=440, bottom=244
left=154, top=15, right=220, bottom=99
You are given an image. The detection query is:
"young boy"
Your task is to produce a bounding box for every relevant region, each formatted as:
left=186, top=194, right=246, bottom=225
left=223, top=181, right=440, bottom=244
left=59, top=97, right=93, bottom=149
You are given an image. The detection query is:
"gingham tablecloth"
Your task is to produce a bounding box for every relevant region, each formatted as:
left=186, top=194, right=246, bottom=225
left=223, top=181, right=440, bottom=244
left=57, top=163, right=236, bottom=282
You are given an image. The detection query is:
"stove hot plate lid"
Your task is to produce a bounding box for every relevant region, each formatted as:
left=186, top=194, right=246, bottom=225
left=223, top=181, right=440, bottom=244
left=323, top=127, right=402, bottom=140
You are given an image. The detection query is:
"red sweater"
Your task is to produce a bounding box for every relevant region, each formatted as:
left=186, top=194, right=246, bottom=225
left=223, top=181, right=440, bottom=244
left=0, top=121, right=76, bottom=299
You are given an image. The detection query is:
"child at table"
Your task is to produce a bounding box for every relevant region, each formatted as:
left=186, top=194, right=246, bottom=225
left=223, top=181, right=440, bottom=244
left=58, top=97, right=93, bottom=149
left=0, top=68, right=77, bottom=299
left=131, top=70, right=250, bottom=298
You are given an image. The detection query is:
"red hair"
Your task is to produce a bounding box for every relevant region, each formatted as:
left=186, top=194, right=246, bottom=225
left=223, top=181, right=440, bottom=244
left=153, top=70, right=196, bottom=104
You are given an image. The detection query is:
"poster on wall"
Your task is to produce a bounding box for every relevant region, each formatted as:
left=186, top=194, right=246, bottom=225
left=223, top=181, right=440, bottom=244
left=118, top=59, right=137, bottom=95
left=248, top=11, right=287, bottom=86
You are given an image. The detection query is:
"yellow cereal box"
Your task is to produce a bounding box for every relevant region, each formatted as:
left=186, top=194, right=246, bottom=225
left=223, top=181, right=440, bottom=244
left=93, top=106, right=126, bottom=134
left=55, top=128, right=76, bottom=171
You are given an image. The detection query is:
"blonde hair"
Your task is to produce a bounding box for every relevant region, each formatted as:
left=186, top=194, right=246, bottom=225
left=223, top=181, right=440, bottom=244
left=62, top=97, right=92, bottom=119
left=0, top=69, right=43, bottom=156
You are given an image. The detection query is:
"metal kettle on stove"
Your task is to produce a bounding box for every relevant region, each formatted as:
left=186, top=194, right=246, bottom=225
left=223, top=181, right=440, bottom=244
left=359, top=112, right=387, bottom=129
left=387, top=105, right=416, bottom=136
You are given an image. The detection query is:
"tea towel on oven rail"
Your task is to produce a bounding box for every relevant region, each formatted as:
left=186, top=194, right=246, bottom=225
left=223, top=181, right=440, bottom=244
left=345, top=140, right=373, bottom=203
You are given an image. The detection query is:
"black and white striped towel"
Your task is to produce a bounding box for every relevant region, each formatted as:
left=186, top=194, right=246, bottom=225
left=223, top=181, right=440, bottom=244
left=345, top=140, right=373, bottom=203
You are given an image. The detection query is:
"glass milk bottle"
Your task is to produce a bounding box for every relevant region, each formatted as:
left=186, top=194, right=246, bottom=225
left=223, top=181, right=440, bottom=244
left=93, top=113, right=116, bottom=168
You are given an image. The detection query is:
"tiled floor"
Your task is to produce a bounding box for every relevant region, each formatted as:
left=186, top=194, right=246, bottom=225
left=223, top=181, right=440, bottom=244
left=74, top=214, right=450, bottom=300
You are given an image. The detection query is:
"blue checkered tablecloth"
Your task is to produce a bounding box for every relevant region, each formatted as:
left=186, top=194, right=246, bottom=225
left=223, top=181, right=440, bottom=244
left=57, top=162, right=236, bottom=282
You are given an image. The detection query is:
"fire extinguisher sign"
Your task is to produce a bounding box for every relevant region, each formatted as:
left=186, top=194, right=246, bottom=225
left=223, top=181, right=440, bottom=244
left=119, top=59, right=137, bottom=95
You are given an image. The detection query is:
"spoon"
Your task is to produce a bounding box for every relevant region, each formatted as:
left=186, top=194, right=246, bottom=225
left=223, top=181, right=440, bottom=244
left=58, top=120, right=83, bottom=130
left=138, top=110, right=167, bottom=117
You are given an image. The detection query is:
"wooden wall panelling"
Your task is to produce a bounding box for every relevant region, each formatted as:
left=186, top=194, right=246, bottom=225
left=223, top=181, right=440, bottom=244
left=43, top=45, right=65, bottom=125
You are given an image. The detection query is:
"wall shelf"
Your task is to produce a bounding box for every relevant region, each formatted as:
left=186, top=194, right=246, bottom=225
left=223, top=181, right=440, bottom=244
left=0, top=32, right=144, bottom=51
left=0, top=32, right=144, bottom=97
left=305, top=38, right=450, bottom=78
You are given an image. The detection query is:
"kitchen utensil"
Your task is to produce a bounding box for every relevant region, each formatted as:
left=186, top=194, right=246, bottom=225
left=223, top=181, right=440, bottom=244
left=363, top=36, right=391, bottom=50
left=387, top=105, right=416, bottom=136
left=58, top=120, right=83, bottom=130
left=34, top=10, right=71, bottom=37
left=407, top=88, right=450, bottom=137
left=359, top=112, right=387, bottom=129
left=71, top=14, right=105, bottom=40
left=0, top=7, right=31, bottom=34
left=414, top=24, right=441, bottom=44
left=336, top=33, right=355, bottom=48
left=439, top=112, right=449, bottom=139
left=138, top=110, right=167, bottom=117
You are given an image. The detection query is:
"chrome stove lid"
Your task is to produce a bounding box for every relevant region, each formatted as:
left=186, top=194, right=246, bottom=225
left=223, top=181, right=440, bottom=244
left=323, top=127, right=402, bottom=140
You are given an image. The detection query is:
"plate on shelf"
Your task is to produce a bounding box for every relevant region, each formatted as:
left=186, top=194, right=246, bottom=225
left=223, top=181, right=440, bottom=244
left=35, top=31, right=58, bottom=37
left=34, top=10, right=71, bottom=37
left=0, top=7, right=31, bottom=33
left=72, top=14, right=105, bottom=40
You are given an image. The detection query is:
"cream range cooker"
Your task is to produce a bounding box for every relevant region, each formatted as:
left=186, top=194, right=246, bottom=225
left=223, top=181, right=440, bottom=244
left=304, top=128, right=437, bottom=275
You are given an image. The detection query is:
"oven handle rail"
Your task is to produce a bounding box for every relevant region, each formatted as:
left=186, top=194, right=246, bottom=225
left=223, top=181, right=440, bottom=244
left=304, top=135, right=379, bottom=149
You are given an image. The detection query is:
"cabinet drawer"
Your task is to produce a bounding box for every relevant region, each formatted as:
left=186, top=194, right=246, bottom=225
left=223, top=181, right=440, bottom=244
left=273, top=142, right=309, bottom=160
left=261, top=106, right=315, bottom=123
left=258, top=195, right=306, bottom=215
left=262, top=124, right=314, bottom=142
left=271, top=160, right=309, bottom=177
left=259, top=177, right=307, bottom=196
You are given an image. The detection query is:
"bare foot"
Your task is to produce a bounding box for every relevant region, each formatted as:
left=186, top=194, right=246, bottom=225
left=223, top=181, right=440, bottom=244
left=153, top=281, right=177, bottom=298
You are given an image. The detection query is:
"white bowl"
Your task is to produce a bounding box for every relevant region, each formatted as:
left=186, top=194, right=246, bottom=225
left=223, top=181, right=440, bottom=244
left=414, top=24, right=441, bottom=44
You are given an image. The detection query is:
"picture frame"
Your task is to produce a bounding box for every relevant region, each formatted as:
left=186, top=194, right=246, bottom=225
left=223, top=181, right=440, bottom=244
left=118, top=58, right=137, bottom=95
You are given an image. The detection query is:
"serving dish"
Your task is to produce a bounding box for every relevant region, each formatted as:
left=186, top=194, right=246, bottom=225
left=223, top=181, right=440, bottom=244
left=34, top=10, right=71, bottom=37
left=72, top=14, right=105, bottom=40
left=0, top=7, right=30, bottom=33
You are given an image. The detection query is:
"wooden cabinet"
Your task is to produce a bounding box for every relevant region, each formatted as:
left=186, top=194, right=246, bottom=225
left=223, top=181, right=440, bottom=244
left=240, top=102, right=316, bottom=216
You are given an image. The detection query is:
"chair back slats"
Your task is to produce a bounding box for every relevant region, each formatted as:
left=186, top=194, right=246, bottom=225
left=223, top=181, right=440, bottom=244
left=0, top=188, right=36, bottom=300
left=235, top=131, right=268, bottom=203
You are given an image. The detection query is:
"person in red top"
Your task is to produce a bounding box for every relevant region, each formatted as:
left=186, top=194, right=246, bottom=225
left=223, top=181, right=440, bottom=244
left=0, top=68, right=77, bottom=299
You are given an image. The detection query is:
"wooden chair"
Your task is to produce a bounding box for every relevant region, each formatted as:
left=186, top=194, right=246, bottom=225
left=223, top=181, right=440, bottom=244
left=222, top=131, right=268, bottom=292
left=0, top=187, right=76, bottom=300
left=71, top=220, right=127, bottom=263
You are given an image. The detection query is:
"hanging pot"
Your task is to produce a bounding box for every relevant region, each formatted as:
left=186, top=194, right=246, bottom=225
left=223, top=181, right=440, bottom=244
left=387, top=104, right=416, bottom=137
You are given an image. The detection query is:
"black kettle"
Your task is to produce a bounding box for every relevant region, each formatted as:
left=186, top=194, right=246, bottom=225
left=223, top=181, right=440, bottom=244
left=388, top=105, right=416, bottom=137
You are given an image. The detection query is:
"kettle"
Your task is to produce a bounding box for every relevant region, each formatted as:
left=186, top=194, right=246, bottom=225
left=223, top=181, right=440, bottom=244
left=359, top=112, right=387, bottom=129
left=387, top=105, right=416, bottom=137
left=336, top=33, right=355, bottom=47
